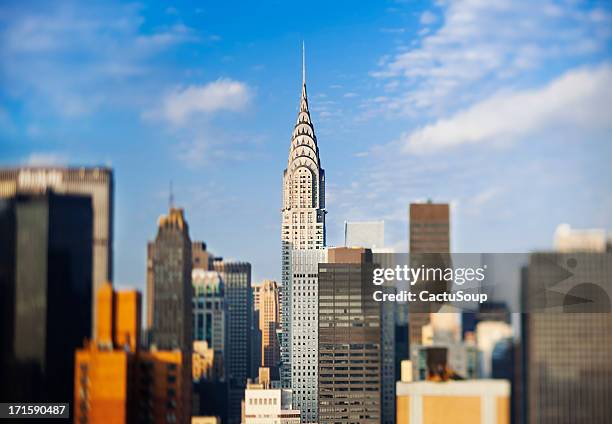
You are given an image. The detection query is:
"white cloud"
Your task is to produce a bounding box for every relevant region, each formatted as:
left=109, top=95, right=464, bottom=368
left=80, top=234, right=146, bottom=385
left=471, top=187, right=499, bottom=207
left=372, top=0, right=612, bottom=114
left=402, top=64, right=612, bottom=153
left=161, top=79, right=251, bottom=125
left=0, top=4, right=200, bottom=118
left=419, top=10, right=437, bottom=25
left=462, top=187, right=502, bottom=216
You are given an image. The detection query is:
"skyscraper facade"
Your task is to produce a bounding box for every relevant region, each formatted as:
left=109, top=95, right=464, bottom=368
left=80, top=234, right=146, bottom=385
left=408, top=202, right=451, bottom=348
left=344, top=220, right=385, bottom=249
left=252, top=283, right=262, bottom=311
left=212, top=259, right=251, bottom=424
left=0, top=167, right=113, bottom=336
left=251, top=283, right=262, bottom=380
left=522, top=252, right=612, bottom=423
left=259, top=280, right=280, bottom=379
left=148, top=240, right=211, bottom=333
left=409, top=202, right=450, bottom=254
left=280, top=47, right=326, bottom=389
left=290, top=249, right=327, bottom=423
left=343, top=221, right=395, bottom=424
left=192, top=269, right=225, bottom=361
left=75, top=283, right=190, bottom=424
left=149, top=207, right=193, bottom=351
left=75, top=282, right=141, bottom=424
left=318, top=247, right=381, bottom=423
left=0, top=191, right=93, bottom=406
left=147, top=207, right=193, bottom=422
left=553, top=223, right=607, bottom=253
left=146, top=241, right=155, bottom=331
left=192, top=241, right=212, bottom=271
left=372, top=251, right=397, bottom=424
left=243, top=381, right=301, bottom=424
left=396, top=380, right=510, bottom=424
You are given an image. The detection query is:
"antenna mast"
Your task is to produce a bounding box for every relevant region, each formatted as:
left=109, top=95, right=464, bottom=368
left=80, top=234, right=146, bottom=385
left=302, top=41, right=306, bottom=85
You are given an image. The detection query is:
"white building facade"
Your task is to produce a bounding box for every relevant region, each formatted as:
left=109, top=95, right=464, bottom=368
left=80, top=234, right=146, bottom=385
left=280, top=49, right=326, bottom=392
left=243, top=388, right=301, bottom=424
left=289, top=249, right=327, bottom=423
left=344, top=220, right=385, bottom=249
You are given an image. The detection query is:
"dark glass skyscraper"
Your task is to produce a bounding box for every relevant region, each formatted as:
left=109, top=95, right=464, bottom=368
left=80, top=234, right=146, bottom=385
left=212, top=258, right=251, bottom=424
left=0, top=167, right=113, bottom=336
left=0, top=191, right=93, bottom=406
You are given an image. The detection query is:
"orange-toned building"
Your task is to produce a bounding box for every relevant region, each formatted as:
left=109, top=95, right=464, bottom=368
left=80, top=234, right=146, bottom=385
left=139, top=349, right=188, bottom=424
left=396, top=380, right=510, bottom=424
left=75, top=347, right=136, bottom=423
left=74, top=283, right=190, bottom=424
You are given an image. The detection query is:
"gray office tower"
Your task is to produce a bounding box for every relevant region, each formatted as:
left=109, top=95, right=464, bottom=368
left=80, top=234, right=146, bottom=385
left=343, top=220, right=395, bottom=424
left=149, top=207, right=193, bottom=351
left=212, top=258, right=251, bottom=424
left=0, top=192, right=93, bottom=408
left=318, top=247, right=382, bottom=424
left=0, top=167, right=113, bottom=337
left=522, top=251, right=612, bottom=423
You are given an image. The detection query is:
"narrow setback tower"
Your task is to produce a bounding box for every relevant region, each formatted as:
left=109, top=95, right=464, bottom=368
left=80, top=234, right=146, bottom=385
left=280, top=44, right=326, bottom=390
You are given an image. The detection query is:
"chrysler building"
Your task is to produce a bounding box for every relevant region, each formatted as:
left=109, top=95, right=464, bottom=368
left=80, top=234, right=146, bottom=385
left=280, top=45, right=326, bottom=392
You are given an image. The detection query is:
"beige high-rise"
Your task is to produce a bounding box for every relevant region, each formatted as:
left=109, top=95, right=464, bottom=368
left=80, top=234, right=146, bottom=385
left=281, top=58, right=326, bottom=274
left=258, top=280, right=280, bottom=378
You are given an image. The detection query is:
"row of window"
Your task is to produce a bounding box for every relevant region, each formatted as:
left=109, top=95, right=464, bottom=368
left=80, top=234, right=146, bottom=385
left=247, top=397, right=278, bottom=405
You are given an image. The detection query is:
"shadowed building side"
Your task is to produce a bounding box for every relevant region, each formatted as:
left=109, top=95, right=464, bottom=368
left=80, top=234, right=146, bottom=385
left=0, top=191, right=92, bottom=410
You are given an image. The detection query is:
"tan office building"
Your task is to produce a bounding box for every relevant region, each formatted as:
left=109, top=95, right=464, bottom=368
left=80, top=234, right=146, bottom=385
left=259, top=280, right=280, bottom=378
left=396, top=380, right=510, bottom=424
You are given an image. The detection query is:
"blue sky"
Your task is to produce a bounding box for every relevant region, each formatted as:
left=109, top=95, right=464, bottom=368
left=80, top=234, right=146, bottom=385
left=1, top=0, right=611, bottom=287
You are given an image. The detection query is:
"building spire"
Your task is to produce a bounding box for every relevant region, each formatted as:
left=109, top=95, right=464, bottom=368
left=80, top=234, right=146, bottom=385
left=299, top=41, right=309, bottom=113
left=169, top=180, right=174, bottom=210
left=302, top=40, right=306, bottom=85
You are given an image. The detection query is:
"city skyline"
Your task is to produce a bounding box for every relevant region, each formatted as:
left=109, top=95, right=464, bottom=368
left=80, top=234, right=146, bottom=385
left=1, top=0, right=612, bottom=290
left=1, top=2, right=611, bottom=423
